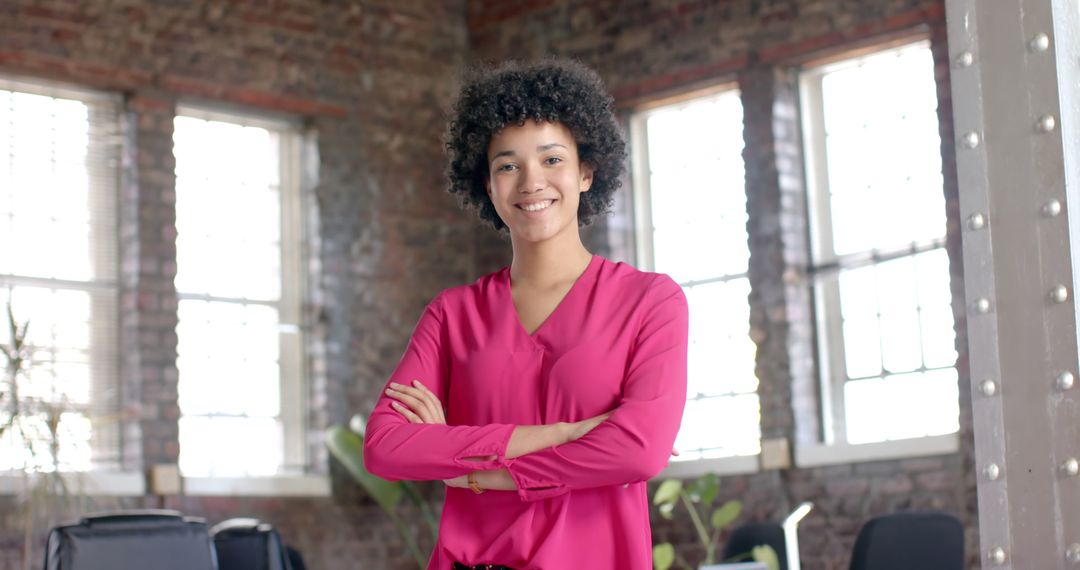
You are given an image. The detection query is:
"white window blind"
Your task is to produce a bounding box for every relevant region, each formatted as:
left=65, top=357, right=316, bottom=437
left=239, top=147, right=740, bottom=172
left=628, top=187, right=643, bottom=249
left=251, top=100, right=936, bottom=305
left=173, top=107, right=305, bottom=477
left=632, top=88, right=762, bottom=461
left=801, top=41, right=959, bottom=445
left=0, top=77, right=121, bottom=472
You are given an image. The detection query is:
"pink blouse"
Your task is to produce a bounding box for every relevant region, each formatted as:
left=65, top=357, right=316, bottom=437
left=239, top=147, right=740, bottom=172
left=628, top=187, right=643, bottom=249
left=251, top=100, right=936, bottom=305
left=363, top=255, right=688, bottom=569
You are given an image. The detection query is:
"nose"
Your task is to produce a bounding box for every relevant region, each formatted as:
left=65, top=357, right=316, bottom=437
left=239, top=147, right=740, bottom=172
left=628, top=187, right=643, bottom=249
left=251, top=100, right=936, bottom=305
left=518, top=162, right=545, bottom=193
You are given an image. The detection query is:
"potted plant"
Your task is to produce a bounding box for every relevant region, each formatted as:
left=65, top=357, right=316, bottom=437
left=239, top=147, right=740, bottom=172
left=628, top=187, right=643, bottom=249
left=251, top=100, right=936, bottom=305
left=325, top=414, right=439, bottom=569
left=651, top=473, right=779, bottom=570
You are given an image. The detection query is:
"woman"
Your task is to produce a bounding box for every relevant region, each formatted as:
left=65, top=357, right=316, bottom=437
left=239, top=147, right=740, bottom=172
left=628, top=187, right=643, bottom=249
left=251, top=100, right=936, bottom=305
left=363, top=59, right=688, bottom=570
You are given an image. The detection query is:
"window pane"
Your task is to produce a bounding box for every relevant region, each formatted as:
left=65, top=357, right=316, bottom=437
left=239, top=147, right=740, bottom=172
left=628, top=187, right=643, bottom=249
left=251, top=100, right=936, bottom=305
left=639, top=89, right=761, bottom=461
left=174, top=112, right=293, bottom=476
left=807, top=41, right=958, bottom=445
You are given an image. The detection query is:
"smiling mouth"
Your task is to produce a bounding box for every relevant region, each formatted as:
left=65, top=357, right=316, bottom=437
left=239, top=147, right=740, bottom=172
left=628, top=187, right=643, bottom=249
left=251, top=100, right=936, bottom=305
left=517, top=199, right=556, bottom=212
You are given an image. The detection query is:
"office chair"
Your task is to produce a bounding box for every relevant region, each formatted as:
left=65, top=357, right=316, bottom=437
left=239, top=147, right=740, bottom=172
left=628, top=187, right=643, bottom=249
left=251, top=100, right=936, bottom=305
left=848, top=511, right=964, bottom=570
left=43, top=510, right=217, bottom=570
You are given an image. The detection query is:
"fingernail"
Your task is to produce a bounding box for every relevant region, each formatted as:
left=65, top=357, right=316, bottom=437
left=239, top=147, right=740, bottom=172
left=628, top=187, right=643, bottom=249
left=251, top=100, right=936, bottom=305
left=389, top=382, right=401, bottom=388
left=412, top=380, right=421, bottom=386
left=385, top=388, right=395, bottom=395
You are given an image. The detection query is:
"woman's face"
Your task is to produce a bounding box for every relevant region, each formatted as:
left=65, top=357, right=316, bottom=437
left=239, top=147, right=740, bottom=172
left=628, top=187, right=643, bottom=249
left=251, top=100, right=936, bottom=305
left=486, top=120, right=593, bottom=244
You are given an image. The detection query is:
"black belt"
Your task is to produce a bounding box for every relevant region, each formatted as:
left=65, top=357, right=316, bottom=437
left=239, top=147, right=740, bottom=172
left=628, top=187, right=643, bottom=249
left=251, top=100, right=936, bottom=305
left=451, top=563, right=515, bottom=570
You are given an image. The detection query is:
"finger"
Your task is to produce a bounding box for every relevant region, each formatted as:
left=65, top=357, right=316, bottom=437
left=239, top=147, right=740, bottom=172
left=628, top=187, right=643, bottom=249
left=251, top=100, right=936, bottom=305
left=391, top=383, right=440, bottom=422
left=408, top=380, right=444, bottom=422
left=385, top=387, right=426, bottom=416
left=411, top=380, right=446, bottom=423
left=671, top=448, right=680, bottom=456
left=391, top=401, right=422, bottom=423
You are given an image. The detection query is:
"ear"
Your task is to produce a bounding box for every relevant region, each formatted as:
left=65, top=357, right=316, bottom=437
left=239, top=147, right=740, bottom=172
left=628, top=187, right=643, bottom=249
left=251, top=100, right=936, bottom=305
left=485, top=176, right=492, bottom=197
left=579, top=163, right=594, bottom=193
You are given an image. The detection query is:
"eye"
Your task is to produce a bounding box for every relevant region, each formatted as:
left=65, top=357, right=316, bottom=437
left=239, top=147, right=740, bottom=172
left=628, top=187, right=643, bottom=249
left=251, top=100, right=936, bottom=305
left=495, top=163, right=518, bottom=173
left=544, top=156, right=563, bottom=166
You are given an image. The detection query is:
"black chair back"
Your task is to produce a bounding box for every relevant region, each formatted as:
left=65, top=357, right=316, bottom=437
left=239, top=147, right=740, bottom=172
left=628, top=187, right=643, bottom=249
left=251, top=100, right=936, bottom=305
left=43, top=510, right=217, bottom=570
left=211, top=518, right=294, bottom=570
left=722, top=522, right=789, bottom=570
left=848, top=511, right=964, bottom=570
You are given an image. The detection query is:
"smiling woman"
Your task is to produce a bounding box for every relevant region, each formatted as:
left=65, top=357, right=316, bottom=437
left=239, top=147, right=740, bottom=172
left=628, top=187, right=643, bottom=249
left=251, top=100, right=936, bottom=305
left=362, top=59, right=689, bottom=570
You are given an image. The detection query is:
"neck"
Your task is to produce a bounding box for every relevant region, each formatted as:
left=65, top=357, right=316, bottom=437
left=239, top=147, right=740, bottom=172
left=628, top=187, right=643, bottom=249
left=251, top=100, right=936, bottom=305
left=508, top=235, right=593, bottom=288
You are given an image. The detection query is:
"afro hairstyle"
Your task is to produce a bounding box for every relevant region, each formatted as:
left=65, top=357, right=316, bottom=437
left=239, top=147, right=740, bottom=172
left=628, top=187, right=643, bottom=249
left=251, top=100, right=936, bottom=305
left=444, top=58, right=627, bottom=232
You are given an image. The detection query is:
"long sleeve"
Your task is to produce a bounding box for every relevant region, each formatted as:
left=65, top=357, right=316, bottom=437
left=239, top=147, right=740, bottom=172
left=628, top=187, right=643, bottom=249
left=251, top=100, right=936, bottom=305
left=363, top=293, right=516, bottom=481
left=500, top=275, right=689, bottom=501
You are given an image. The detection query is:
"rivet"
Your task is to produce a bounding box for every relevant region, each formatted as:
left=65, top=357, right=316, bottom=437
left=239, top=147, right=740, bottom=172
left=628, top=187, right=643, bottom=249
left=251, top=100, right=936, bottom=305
left=1058, top=371, right=1076, bottom=391
left=988, top=547, right=1007, bottom=565
left=1038, top=114, right=1057, bottom=133
left=1062, top=458, right=1079, bottom=477
left=985, top=463, right=1000, bottom=481
left=1052, top=285, right=1070, bottom=303
left=1030, top=33, right=1051, bottom=53
left=968, top=212, right=986, bottom=230
left=1044, top=199, right=1063, bottom=217
left=980, top=379, right=997, bottom=397
left=974, top=297, right=991, bottom=314
left=955, top=51, right=974, bottom=67
left=962, top=131, right=981, bottom=149
left=1068, top=543, right=1080, bottom=564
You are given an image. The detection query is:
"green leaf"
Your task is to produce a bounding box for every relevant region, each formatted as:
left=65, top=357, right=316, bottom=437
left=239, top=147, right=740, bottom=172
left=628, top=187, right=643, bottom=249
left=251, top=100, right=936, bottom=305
left=653, top=479, right=683, bottom=506
left=710, top=499, right=742, bottom=530
left=688, top=472, right=719, bottom=505
left=324, top=425, right=403, bottom=512
left=652, top=543, right=675, bottom=570
left=658, top=501, right=676, bottom=520
left=752, top=544, right=781, bottom=570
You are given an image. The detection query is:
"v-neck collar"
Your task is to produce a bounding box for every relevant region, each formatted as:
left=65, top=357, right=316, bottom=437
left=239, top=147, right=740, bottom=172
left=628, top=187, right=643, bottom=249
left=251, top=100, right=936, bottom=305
left=504, top=254, right=600, bottom=341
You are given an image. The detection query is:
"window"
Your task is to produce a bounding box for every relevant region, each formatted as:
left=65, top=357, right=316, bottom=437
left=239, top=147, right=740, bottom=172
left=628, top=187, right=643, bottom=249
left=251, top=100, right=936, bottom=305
left=631, top=87, right=761, bottom=466
left=0, top=77, right=121, bottom=472
left=801, top=40, right=959, bottom=447
left=173, top=107, right=306, bottom=477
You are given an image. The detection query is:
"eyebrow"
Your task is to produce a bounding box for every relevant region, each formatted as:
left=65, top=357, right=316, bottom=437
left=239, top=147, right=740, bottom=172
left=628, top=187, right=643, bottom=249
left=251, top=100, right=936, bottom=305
left=490, top=143, right=570, bottom=164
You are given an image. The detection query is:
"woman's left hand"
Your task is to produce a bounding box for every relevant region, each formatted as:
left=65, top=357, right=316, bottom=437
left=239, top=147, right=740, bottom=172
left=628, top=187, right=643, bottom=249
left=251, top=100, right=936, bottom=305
left=385, top=380, right=446, bottom=425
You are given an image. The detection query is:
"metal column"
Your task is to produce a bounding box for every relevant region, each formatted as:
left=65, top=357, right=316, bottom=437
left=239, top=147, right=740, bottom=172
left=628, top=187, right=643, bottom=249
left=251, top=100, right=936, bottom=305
left=945, top=0, right=1080, bottom=567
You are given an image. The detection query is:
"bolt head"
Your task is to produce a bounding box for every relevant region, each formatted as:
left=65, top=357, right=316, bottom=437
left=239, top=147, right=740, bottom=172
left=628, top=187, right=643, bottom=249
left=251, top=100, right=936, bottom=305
left=1068, top=543, right=1080, bottom=563
left=980, top=379, right=997, bottom=396
left=963, top=131, right=981, bottom=149
left=1059, top=371, right=1076, bottom=390
left=1063, top=458, right=1080, bottom=477
left=968, top=212, right=986, bottom=230
left=988, top=547, right=1007, bottom=565
left=985, top=463, right=1000, bottom=481
left=1052, top=285, right=1070, bottom=304
left=1044, top=199, right=1063, bottom=217
left=974, top=297, right=991, bottom=314
left=955, top=51, right=974, bottom=67
left=1030, top=33, right=1051, bottom=52
left=1038, top=114, right=1058, bottom=132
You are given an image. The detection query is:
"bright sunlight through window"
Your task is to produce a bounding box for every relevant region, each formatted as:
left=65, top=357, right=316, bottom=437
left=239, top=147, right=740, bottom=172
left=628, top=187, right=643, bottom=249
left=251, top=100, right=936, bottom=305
left=802, top=41, right=959, bottom=445
left=173, top=110, right=304, bottom=477
left=633, top=88, right=761, bottom=460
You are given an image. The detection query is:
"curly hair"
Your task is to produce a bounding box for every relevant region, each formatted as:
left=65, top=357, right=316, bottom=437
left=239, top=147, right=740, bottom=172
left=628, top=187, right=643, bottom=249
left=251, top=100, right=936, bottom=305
left=444, top=58, right=627, bottom=232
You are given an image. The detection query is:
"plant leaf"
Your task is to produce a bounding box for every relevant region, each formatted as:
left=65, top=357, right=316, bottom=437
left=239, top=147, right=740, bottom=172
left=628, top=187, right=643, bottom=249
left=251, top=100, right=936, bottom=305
left=658, top=501, right=675, bottom=520
left=710, top=499, right=742, bottom=530
left=752, top=544, right=780, bottom=570
left=324, top=425, right=403, bottom=512
left=652, top=543, right=675, bottom=570
left=653, top=479, right=682, bottom=506
left=688, top=472, right=719, bottom=505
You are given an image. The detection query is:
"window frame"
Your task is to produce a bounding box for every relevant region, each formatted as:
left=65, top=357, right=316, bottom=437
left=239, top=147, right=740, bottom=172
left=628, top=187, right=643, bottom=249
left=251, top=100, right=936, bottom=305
left=629, top=81, right=761, bottom=479
left=172, top=104, right=311, bottom=480
left=796, top=37, right=961, bottom=463
left=0, top=74, right=125, bottom=475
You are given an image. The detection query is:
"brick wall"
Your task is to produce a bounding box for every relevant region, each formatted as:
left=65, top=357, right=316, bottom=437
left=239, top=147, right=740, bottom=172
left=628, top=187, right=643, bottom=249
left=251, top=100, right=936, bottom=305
left=0, top=1, right=977, bottom=569
left=467, top=1, right=976, bottom=569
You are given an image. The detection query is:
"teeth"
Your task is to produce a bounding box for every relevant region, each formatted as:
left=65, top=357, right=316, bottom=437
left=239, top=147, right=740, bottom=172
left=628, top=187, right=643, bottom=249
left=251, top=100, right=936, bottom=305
left=521, top=200, right=553, bottom=212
